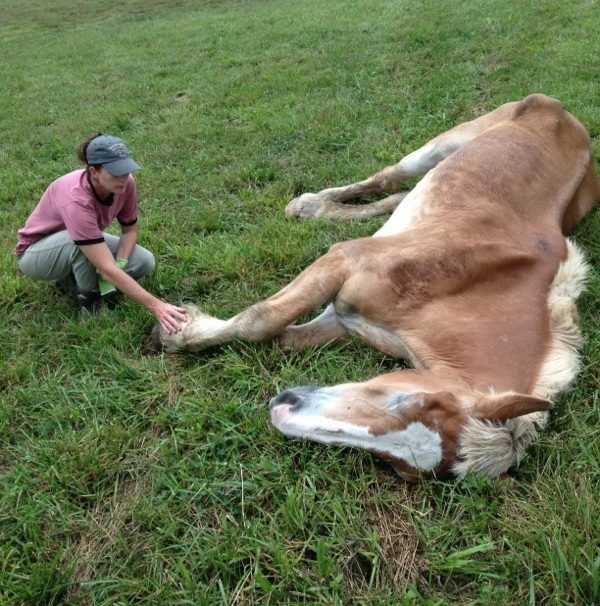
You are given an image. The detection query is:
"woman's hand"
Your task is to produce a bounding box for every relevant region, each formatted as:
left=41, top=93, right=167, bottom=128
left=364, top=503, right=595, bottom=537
left=151, top=301, right=189, bottom=335
left=79, top=244, right=189, bottom=333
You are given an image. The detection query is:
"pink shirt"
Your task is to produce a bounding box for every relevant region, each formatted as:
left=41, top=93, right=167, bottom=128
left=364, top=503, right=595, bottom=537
left=15, top=169, right=138, bottom=256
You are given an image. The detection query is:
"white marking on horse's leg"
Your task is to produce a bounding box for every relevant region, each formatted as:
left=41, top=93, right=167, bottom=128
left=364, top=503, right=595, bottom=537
left=397, top=140, right=455, bottom=175
left=181, top=314, right=236, bottom=351
left=157, top=305, right=236, bottom=352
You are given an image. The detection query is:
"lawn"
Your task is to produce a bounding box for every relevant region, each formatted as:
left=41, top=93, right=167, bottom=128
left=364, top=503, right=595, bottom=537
left=1, top=0, right=599, bottom=604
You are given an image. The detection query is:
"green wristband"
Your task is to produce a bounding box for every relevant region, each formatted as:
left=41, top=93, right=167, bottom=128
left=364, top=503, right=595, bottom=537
left=98, top=276, right=116, bottom=296
left=98, top=258, right=128, bottom=296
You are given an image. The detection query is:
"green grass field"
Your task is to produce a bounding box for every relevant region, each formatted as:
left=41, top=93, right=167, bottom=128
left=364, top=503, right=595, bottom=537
left=1, top=1, right=599, bottom=604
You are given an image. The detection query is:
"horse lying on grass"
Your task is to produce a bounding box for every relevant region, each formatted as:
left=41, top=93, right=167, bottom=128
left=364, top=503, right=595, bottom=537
left=154, top=94, right=597, bottom=480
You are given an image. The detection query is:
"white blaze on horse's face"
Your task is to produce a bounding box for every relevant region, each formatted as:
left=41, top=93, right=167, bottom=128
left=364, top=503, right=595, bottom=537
left=269, top=380, right=461, bottom=474
left=269, top=374, right=553, bottom=478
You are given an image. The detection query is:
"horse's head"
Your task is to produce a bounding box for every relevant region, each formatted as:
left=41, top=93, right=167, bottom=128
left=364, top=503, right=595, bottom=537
left=270, top=370, right=550, bottom=479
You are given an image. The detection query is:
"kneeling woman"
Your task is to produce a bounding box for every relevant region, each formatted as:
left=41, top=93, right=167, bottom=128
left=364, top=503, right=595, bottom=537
left=15, top=133, right=187, bottom=335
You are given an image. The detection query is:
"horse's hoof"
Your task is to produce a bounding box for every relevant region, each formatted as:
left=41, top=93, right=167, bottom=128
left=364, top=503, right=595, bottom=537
left=150, top=323, right=164, bottom=352
left=285, top=193, right=330, bottom=219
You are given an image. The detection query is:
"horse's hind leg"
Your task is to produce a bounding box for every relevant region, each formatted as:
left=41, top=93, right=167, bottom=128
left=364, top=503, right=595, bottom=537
left=286, top=101, right=518, bottom=220
left=284, top=137, right=456, bottom=220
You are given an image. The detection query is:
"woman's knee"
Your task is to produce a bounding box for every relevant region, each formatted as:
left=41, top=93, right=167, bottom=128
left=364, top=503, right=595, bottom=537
left=130, top=248, right=155, bottom=278
left=143, top=252, right=156, bottom=276
left=18, top=239, right=79, bottom=282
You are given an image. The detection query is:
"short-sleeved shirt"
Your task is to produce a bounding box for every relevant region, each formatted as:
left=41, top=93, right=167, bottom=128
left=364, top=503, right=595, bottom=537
left=15, top=169, right=138, bottom=256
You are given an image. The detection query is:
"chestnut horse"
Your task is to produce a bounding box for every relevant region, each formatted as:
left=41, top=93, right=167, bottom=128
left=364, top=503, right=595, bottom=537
left=155, top=95, right=596, bottom=479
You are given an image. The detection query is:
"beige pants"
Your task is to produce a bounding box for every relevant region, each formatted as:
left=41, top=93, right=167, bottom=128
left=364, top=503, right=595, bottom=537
left=18, top=230, right=155, bottom=293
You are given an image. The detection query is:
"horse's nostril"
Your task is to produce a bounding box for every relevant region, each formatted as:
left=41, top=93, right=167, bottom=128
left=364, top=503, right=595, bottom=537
left=270, top=385, right=321, bottom=410
left=270, top=389, right=303, bottom=410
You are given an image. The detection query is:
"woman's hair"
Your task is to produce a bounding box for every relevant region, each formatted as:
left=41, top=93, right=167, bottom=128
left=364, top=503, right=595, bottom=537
left=77, top=132, right=103, bottom=165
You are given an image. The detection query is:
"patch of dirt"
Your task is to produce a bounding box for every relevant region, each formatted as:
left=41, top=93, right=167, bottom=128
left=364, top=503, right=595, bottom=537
left=64, top=476, right=149, bottom=602
left=344, top=472, right=425, bottom=594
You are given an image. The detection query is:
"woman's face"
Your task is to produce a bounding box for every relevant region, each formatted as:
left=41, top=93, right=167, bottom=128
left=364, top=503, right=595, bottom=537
left=90, top=166, right=129, bottom=195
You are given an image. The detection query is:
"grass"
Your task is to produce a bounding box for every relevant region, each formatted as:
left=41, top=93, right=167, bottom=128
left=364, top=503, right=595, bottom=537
left=1, top=0, right=599, bottom=604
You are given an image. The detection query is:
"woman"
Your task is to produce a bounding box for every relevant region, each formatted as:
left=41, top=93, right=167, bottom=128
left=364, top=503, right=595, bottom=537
left=15, top=133, right=187, bottom=335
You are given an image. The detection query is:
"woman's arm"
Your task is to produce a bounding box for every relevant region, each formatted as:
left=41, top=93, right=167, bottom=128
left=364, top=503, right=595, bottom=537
left=80, top=241, right=187, bottom=334
left=116, top=223, right=138, bottom=260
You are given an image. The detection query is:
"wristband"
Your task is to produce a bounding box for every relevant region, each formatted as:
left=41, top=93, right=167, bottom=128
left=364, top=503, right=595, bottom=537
left=98, top=275, right=116, bottom=296
left=98, top=258, right=128, bottom=296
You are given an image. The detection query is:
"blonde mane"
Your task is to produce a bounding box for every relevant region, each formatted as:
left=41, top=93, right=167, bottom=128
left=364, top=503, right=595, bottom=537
left=453, top=239, right=589, bottom=477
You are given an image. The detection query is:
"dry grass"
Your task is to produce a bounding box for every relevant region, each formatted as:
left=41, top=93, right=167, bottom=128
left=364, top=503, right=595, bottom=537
left=66, top=476, right=150, bottom=602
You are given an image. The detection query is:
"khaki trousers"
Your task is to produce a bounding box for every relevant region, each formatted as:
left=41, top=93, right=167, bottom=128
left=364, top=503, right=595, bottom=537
left=18, top=230, right=155, bottom=293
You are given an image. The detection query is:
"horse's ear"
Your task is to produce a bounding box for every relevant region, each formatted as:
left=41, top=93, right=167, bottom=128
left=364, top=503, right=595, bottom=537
left=473, top=393, right=551, bottom=422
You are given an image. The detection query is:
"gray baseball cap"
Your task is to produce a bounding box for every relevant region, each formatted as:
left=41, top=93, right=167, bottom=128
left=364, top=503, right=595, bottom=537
left=86, top=134, right=141, bottom=176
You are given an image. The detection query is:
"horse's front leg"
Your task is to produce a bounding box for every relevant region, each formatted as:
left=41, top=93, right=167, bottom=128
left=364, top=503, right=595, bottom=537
left=153, top=244, right=351, bottom=352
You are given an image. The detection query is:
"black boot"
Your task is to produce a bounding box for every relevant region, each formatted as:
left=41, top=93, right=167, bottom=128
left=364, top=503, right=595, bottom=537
left=102, top=290, right=122, bottom=310
left=76, top=291, right=102, bottom=314
left=55, top=274, right=76, bottom=296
